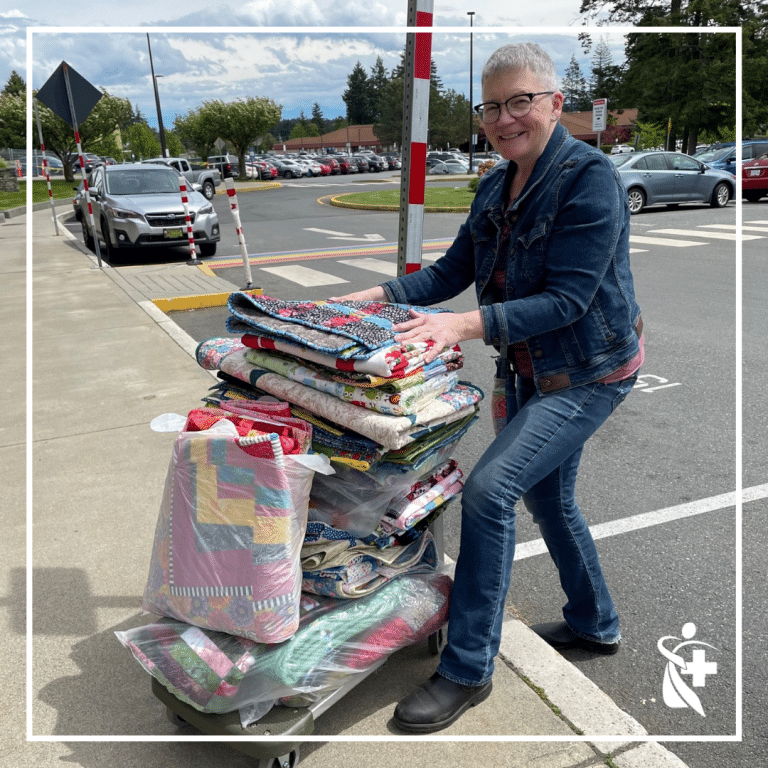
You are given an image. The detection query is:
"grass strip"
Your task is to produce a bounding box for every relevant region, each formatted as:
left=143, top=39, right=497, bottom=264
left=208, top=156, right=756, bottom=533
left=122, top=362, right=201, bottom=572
left=0, top=179, right=79, bottom=211
left=330, top=185, right=475, bottom=212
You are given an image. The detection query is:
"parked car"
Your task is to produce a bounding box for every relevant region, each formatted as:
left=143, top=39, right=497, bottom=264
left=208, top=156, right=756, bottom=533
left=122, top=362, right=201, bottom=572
left=19, top=153, right=64, bottom=177
left=142, top=157, right=222, bottom=200
left=610, top=150, right=735, bottom=214
left=356, top=153, right=386, bottom=172
left=75, top=163, right=220, bottom=261
left=335, top=156, right=357, bottom=174
left=694, top=140, right=768, bottom=176
left=206, top=154, right=240, bottom=178
left=270, top=159, right=308, bottom=179
left=610, top=144, right=634, bottom=154
left=381, top=153, right=401, bottom=170
left=429, top=161, right=470, bottom=175
left=99, top=156, right=118, bottom=165
left=742, top=150, right=768, bottom=202
left=348, top=156, right=369, bottom=173
left=72, top=152, right=103, bottom=174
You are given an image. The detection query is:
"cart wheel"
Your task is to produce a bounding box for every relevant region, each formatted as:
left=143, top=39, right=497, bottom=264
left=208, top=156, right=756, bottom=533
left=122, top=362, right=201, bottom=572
left=255, top=747, right=300, bottom=768
left=165, top=707, right=189, bottom=728
left=428, top=626, right=447, bottom=655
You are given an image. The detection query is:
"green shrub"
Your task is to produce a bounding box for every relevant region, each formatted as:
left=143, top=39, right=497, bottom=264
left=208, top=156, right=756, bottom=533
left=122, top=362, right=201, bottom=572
left=467, top=177, right=479, bottom=193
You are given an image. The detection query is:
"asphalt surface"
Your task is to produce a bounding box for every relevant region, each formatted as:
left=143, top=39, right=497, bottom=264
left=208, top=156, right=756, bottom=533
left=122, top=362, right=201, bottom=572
left=53, top=182, right=768, bottom=766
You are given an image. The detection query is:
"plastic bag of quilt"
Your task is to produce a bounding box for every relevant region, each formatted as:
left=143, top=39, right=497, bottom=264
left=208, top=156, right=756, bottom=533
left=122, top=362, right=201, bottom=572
left=118, top=571, right=451, bottom=726
left=142, top=418, right=332, bottom=644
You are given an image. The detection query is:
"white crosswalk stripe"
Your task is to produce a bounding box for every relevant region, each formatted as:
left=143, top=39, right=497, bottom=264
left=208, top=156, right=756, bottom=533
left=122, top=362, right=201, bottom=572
left=649, top=228, right=763, bottom=241
left=700, top=223, right=768, bottom=233
left=252, top=222, right=764, bottom=288
left=629, top=235, right=706, bottom=247
left=259, top=265, right=349, bottom=286
left=337, top=258, right=398, bottom=276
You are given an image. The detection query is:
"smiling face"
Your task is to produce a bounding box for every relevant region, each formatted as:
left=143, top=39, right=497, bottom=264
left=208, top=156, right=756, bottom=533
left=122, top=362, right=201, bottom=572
left=481, top=67, right=563, bottom=173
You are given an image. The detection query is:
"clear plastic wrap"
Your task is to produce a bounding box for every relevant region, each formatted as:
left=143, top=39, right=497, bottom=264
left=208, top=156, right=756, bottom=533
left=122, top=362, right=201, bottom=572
left=119, top=571, right=451, bottom=723
left=142, top=418, right=332, bottom=644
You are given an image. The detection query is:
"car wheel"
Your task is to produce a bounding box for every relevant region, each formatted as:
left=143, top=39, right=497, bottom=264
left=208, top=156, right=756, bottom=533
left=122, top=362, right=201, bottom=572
left=201, top=180, right=215, bottom=200
left=80, top=217, right=94, bottom=251
left=710, top=182, right=730, bottom=208
left=744, top=190, right=764, bottom=203
left=284, top=170, right=293, bottom=179
left=627, top=187, right=646, bottom=214
left=199, top=242, right=217, bottom=257
left=100, top=218, right=116, bottom=262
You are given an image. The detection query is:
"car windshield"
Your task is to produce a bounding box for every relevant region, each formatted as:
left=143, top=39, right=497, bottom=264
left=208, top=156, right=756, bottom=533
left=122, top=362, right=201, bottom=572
left=695, top=146, right=732, bottom=163
left=106, top=169, right=180, bottom=195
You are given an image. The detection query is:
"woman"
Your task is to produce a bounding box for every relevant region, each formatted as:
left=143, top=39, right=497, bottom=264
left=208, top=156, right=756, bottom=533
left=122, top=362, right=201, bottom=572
left=331, top=42, right=643, bottom=733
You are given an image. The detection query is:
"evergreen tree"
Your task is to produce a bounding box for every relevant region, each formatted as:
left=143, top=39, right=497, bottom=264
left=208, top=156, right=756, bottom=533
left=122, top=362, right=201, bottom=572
left=368, top=57, right=389, bottom=125
left=343, top=62, right=372, bottom=124
left=561, top=55, right=592, bottom=111
left=311, top=102, right=325, bottom=135
left=589, top=39, right=624, bottom=106
left=2, top=70, right=25, bottom=97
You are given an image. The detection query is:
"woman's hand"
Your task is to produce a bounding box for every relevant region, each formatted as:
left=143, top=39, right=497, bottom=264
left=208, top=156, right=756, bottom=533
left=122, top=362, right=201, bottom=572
left=393, top=309, right=484, bottom=364
left=327, top=286, right=389, bottom=303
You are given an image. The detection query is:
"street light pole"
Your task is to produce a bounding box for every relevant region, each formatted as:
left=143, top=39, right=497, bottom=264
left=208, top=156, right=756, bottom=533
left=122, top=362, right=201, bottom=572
left=147, top=34, right=168, bottom=158
left=467, top=12, right=475, bottom=171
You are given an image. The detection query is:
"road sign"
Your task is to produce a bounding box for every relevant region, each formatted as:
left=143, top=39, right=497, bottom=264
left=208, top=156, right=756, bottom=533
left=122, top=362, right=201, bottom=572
left=36, top=62, right=102, bottom=129
left=592, top=98, right=607, bottom=132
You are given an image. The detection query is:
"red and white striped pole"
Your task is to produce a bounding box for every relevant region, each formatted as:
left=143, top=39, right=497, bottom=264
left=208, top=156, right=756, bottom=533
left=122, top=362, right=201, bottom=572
left=16, top=159, right=22, bottom=178
left=397, top=0, right=433, bottom=276
left=61, top=63, right=103, bottom=267
left=34, top=100, right=59, bottom=236
left=225, top=177, right=254, bottom=288
left=178, top=178, right=198, bottom=263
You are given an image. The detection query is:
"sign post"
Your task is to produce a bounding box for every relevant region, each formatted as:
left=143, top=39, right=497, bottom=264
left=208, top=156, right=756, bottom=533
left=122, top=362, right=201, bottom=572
left=36, top=62, right=104, bottom=267
left=592, top=98, right=607, bottom=152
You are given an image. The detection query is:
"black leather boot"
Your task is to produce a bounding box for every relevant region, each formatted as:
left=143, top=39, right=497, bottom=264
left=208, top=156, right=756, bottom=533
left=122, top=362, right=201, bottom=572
left=393, top=672, right=493, bottom=733
left=531, top=620, right=620, bottom=654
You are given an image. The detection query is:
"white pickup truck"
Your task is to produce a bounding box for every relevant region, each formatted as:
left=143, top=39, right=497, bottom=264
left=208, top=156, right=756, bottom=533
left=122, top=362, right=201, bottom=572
left=142, top=157, right=222, bottom=200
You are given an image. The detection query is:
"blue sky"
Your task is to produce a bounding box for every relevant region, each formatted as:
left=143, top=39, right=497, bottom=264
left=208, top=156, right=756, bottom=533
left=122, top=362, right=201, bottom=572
left=2, top=2, right=630, bottom=132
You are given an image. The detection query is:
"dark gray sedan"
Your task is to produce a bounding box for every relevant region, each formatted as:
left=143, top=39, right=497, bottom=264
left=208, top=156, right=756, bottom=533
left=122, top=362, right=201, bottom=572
left=610, top=151, right=735, bottom=214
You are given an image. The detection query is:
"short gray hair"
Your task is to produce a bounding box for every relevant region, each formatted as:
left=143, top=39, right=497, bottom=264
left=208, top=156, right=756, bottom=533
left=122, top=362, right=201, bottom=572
left=481, top=43, right=558, bottom=91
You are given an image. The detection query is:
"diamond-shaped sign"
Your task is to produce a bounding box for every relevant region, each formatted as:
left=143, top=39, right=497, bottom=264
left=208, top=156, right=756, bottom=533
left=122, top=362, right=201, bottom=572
left=36, top=61, right=102, bottom=129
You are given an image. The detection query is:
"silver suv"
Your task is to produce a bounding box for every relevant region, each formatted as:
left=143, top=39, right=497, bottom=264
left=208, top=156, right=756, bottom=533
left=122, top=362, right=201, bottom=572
left=77, top=163, right=220, bottom=261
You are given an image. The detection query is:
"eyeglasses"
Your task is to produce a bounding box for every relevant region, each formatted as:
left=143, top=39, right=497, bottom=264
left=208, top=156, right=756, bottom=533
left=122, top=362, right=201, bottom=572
left=473, top=92, right=555, bottom=124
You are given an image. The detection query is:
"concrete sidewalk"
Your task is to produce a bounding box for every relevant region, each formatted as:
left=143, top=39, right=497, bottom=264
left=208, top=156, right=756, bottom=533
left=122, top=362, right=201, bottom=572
left=1, top=205, right=692, bottom=768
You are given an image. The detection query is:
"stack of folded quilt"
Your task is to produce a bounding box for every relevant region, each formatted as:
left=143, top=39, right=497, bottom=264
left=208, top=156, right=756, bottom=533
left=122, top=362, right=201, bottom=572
left=193, top=293, right=484, bottom=604
left=121, top=293, right=484, bottom=724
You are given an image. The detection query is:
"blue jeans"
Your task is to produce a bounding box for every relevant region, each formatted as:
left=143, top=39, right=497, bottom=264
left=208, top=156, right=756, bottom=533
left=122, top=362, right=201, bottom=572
left=437, top=370, right=637, bottom=686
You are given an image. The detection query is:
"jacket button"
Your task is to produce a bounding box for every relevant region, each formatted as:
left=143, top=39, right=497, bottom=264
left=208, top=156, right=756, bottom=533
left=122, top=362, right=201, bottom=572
left=541, top=379, right=551, bottom=388
left=534, top=350, right=543, bottom=357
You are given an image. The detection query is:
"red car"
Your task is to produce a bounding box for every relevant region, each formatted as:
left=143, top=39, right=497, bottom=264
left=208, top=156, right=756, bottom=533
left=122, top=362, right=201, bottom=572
left=743, top=151, right=768, bottom=202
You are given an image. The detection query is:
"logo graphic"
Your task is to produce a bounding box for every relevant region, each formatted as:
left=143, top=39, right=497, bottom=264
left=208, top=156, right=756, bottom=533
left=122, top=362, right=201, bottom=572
left=658, top=622, right=718, bottom=717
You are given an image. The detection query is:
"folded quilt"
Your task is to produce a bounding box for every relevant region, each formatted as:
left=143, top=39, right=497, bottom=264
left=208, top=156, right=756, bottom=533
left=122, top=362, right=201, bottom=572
left=197, top=340, right=483, bottom=451
left=242, top=347, right=459, bottom=417
left=239, top=330, right=462, bottom=380
left=302, top=531, right=438, bottom=599
left=117, top=573, right=452, bottom=714
left=226, top=293, right=449, bottom=359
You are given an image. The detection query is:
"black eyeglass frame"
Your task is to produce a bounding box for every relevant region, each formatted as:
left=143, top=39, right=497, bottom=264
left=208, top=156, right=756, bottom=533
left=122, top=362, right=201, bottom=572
left=473, top=92, right=556, bottom=124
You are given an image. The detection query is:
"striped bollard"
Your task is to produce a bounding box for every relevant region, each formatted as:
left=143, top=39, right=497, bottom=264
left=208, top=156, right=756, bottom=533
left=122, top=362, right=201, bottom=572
left=16, top=159, right=22, bottom=178
left=76, top=135, right=103, bottom=267
left=35, top=97, right=60, bottom=234
left=179, top=178, right=198, bottom=263
left=225, top=177, right=254, bottom=288
left=397, top=0, right=433, bottom=276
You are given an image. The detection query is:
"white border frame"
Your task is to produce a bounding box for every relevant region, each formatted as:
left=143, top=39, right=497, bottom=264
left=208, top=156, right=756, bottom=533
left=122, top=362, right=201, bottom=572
left=26, top=23, right=742, bottom=744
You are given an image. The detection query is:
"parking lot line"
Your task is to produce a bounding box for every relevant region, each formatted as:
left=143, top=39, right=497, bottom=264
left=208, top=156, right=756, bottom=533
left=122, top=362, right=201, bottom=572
left=514, top=483, right=768, bottom=561
left=700, top=223, right=768, bottom=233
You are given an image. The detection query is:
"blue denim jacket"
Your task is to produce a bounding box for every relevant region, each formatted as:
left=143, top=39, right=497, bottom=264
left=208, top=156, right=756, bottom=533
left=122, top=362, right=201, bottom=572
left=381, top=122, right=642, bottom=394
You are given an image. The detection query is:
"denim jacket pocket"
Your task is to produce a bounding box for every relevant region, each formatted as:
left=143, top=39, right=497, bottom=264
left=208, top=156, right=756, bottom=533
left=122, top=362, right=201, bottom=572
left=515, top=217, right=550, bottom=279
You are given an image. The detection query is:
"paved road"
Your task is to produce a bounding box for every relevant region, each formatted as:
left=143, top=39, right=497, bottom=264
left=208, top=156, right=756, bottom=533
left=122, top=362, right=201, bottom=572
left=61, top=187, right=768, bottom=767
